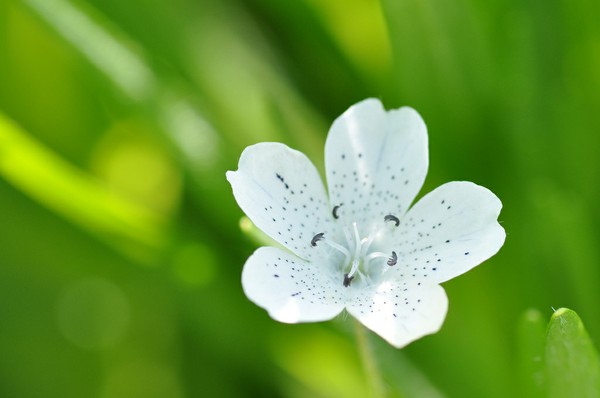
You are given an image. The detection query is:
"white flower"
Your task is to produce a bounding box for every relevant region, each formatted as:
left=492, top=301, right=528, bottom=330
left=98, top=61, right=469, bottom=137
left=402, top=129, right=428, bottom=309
left=226, top=98, right=505, bottom=348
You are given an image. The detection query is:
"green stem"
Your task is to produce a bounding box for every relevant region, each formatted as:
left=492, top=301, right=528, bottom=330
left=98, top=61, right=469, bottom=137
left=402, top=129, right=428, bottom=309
left=354, top=320, right=386, bottom=398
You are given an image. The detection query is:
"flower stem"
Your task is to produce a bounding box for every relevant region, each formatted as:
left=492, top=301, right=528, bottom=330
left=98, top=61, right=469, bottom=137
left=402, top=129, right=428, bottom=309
left=354, top=319, right=386, bottom=398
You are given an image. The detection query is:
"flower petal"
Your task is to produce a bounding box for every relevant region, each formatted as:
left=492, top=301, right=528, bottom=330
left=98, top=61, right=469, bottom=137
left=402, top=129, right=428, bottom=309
left=347, top=280, right=448, bottom=348
left=325, top=98, right=428, bottom=231
left=242, top=246, right=346, bottom=323
left=389, top=181, right=505, bottom=283
left=227, top=142, right=337, bottom=261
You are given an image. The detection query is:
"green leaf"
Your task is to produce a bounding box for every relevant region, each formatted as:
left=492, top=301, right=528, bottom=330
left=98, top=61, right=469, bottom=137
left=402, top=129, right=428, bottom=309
left=545, top=308, right=600, bottom=398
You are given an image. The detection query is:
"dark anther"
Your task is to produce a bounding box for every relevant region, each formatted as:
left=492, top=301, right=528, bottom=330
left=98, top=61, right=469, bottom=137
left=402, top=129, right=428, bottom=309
left=332, top=204, right=343, bottom=219
left=387, top=251, right=398, bottom=266
left=384, top=214, right=400, bottom=226
left=311, top=233, right=325, bottom=247
left=343, top=273, right=354, bottom=287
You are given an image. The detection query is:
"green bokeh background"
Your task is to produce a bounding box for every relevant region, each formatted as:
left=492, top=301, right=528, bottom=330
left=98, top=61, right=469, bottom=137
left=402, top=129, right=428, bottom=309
left=1, top=0, right=599, bottom=397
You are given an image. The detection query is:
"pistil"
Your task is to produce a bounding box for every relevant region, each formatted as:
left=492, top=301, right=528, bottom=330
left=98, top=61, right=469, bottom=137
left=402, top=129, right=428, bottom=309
left=311, top=221, right=397, bottom=287
left=345, top=223, right=362, bottom=280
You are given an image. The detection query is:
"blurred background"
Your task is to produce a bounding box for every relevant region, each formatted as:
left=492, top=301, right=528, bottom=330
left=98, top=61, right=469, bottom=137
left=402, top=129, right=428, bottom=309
left=1, top=0, right=599, bottom=397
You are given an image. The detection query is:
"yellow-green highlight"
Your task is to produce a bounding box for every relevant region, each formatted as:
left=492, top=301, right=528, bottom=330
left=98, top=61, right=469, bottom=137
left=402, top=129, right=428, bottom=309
left=0, top=112, right=167, bottom=261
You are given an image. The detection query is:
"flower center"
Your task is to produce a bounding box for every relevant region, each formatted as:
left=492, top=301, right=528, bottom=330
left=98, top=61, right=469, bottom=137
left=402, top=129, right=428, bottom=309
left=311, top=214, right=399, bottom=287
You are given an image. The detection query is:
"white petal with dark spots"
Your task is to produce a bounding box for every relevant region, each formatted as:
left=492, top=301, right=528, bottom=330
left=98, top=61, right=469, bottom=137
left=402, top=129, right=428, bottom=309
left=227, top=142, right=339, bottom=261
left=388, top=181, right=505, bottom=284
left=347, top=281, right=448, bottom=348
left=325, top=98, right=428, bottom=231
left=242, top=247, right=346, bottom=323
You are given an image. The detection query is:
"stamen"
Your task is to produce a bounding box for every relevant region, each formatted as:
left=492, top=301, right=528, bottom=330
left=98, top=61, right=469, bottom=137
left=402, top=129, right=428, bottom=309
left=387, top=251, right=398, bottom=266
left=366, top=252, right=389, bottom=262
left=343, top=273, right=354, bottom=287
left=342, top=223, right=362, bottom=281
left=310, top=233, right=325, bottom=247
left=347, top=258, right=359, bottom=277
left=332, top=204, right=343, bottom=219
left=342, top=226, right=354, bottom=249
left=311, top=232, right=351, bottom=265
left=384, top=214, right=400, bottom=227
left=360, top=229, right=377, bottom=257
left=352, top=223, right=362, bottom=259
left=322, top=239, right=351, bottom=259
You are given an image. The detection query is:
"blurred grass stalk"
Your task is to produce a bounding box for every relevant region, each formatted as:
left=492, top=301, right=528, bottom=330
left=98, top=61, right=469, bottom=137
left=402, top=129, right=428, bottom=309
left=23, top=0, right=155, bottom=101
left=22, top=0, right=327, bottom=154
left=0, top=112, right=167, bottom=263
left=22, top=0, right=223, bottom=169
left=21, top=0, right=329, bottom=236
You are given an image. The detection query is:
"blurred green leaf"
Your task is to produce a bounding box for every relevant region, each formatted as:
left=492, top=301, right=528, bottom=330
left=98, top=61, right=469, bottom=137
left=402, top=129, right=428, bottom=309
left=371, top=332, right=446, bottom=398
left=271, top=325, right=369, bottom=398
left=517, top=309, right=546, bottom=398
left=530, top=182, right=600, bottom=334
left=545, top=308, right=600, bottom=398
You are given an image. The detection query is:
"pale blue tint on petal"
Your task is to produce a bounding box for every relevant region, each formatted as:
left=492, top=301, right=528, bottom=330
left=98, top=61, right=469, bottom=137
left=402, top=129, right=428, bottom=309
left=346, top=281, right=448, bottom=348
left=227, top=142, right=339, bottom=261
left=324, top=98, right=428, bottom=232
left=242, top=247, right=346, bottom=323
left=389, top=181, right=505, bottom=284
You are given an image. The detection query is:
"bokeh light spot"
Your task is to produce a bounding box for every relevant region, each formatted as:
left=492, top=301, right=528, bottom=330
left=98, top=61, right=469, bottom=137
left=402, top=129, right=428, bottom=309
left=91, top=120, right=182, bottom=216
left=56, top=278, right=130, bottom=350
